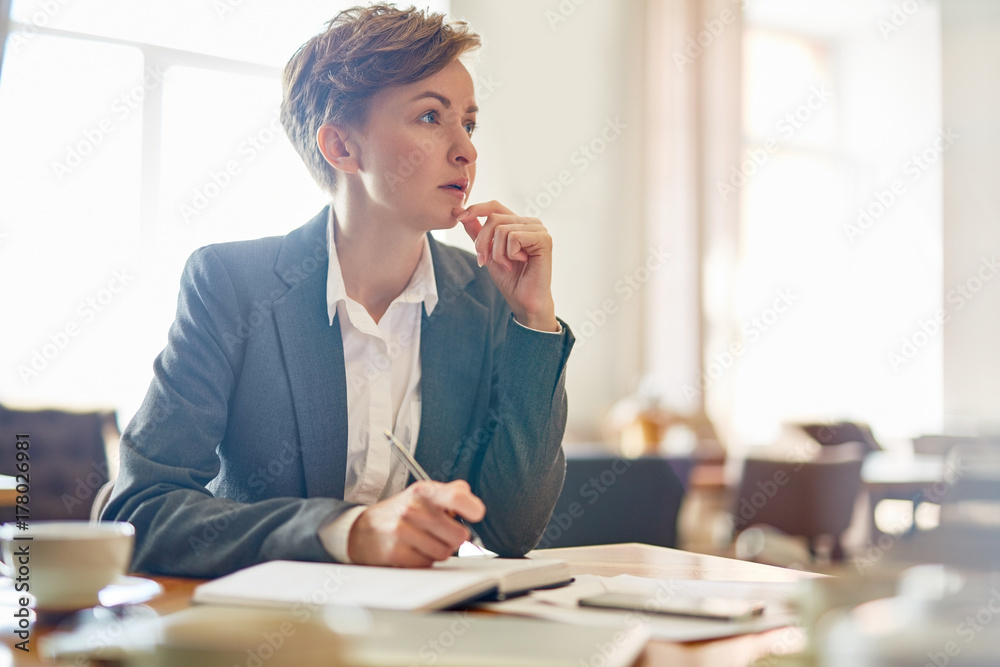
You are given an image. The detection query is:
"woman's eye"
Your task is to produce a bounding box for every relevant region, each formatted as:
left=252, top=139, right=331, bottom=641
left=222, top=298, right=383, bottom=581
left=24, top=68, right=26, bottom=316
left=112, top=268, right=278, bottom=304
left=420, top=111, right=438, bottom=124
left=464, top=121, right=477, bottom=136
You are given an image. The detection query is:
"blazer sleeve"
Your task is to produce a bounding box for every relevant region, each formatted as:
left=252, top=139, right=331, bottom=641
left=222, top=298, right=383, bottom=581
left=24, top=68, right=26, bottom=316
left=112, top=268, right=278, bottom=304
left=470, top=313, right=575, bottom=557
left=102, top=247, right=354, bottom=578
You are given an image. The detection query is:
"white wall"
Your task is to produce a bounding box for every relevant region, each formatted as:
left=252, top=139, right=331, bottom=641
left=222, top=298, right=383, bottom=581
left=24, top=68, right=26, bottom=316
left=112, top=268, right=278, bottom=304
left=942, top=0, right=1000, bottom=434
left=447, top=0, right=1000, bottom=442
left=449, top=0, right=648, bottom=439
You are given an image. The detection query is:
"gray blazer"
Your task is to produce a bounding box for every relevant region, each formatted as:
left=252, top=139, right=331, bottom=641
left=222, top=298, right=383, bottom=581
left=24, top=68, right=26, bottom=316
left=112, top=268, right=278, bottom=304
left=104, top=208, right=574, bottom=577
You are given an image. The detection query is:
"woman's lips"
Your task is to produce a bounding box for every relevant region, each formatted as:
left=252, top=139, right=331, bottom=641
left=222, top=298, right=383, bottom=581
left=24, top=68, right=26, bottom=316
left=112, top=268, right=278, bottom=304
left=438, top=185, right=467, bottom=199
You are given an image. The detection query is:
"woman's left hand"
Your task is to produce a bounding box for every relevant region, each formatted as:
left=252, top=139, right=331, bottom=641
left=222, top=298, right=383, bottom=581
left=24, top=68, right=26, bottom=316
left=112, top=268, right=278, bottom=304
left=454, top=201, right=560, bottom=333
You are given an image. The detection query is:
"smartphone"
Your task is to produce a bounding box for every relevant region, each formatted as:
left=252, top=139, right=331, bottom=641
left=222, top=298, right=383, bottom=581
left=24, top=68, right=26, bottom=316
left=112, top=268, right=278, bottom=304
left=579, top=592, right=766, bottom=621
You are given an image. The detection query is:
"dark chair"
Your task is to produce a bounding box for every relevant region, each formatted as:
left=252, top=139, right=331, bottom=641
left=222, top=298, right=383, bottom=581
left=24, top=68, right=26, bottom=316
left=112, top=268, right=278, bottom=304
left=538, top=453, right=686, bottom=550
left=0, top=404, right=118, bottom=522
left=731, top=443, right=863, bottom=561
left=796, top=421, right=882, bottom=455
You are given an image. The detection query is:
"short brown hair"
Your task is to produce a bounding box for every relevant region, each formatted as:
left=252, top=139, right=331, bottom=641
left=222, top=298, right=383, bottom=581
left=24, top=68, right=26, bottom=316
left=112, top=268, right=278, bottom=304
left=280, top=4, right=481, bottom=194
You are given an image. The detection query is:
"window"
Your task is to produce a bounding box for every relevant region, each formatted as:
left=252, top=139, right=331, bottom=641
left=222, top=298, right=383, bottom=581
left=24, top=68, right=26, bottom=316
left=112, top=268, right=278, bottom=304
left=729, top=1, right=943, bottom=444
left=0, top=1, right=447, bottom=424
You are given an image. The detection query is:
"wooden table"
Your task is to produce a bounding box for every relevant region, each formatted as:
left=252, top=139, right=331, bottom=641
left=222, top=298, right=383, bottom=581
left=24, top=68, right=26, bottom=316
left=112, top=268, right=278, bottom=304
left=3, top=543, right=813, bottom=666
left=0, top=476, right=20, bottom=507
left=531, top=543, right=812, bottom=666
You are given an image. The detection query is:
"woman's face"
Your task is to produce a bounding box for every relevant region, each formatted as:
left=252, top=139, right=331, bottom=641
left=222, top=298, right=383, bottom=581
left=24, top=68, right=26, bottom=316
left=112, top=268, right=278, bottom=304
left=349, top=59, right=478, bottom=233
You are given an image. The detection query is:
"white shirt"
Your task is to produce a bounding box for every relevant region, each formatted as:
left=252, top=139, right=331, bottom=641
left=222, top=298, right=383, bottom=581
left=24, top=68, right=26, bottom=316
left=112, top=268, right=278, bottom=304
left=318, top=210, right=438, bottom=561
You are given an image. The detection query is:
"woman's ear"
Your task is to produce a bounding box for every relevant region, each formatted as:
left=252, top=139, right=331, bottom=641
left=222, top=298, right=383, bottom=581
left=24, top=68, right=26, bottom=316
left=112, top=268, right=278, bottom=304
left=317, top=124, right=360, bottom=174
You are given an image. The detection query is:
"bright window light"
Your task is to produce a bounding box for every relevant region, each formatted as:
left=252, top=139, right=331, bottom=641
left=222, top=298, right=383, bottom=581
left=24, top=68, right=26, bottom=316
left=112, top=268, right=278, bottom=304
left=728, top=3, right=943, bottom=445
left=0, top=2, right=448, bottom=427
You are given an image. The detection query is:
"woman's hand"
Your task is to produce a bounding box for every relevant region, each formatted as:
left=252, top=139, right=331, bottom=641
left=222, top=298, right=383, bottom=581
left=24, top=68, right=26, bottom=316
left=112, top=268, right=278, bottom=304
left=347, top=479, right=485, bottom=567
left=454, top=202, right=560, bottom=332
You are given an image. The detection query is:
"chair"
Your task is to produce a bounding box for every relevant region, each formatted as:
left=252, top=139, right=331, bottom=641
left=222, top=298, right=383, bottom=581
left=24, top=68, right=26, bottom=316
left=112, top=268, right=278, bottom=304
left=731, top=444, right=863, bottom=561
left=90, top=479, right=117, bottom=523
left=0, top=404, right=118, bottom=522
left=912, top=434, right=1000, bottom=457
left=538, top=453, right=686, bottom=550
left=796, top=421, right=882, bottom=455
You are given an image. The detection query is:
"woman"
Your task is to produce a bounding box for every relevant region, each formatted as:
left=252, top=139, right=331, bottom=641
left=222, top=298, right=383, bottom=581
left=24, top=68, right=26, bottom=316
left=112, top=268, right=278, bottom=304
left=104, top=4, right=574, bottom=577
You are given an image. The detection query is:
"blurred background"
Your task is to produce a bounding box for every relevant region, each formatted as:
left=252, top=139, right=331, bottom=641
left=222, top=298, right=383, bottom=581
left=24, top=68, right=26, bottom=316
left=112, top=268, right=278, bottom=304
left=0, top=0, right=996, bottom=456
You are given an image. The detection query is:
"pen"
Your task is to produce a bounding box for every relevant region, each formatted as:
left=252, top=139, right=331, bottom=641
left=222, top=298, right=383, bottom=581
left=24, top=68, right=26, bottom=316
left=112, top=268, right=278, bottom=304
left=383, top=429, right=487, bottom=553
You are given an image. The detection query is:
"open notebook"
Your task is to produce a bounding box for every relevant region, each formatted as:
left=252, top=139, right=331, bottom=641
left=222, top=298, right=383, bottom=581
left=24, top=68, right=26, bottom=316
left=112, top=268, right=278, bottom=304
left=192, top=556, right=572, bottom=612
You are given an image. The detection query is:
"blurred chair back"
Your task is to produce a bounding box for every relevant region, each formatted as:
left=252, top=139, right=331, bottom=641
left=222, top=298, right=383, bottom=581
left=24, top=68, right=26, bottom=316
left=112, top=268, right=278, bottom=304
left=796, top=421, right=881, bottom=455
left=912, top=434, right=1000, bottom=456
left=539, top=453, right=685, bottom=549
left=732, top=443, right=863, bottom=561
left=939, top=442, right=1000, bottom=522
left=0, top=404, right=118, bottom=522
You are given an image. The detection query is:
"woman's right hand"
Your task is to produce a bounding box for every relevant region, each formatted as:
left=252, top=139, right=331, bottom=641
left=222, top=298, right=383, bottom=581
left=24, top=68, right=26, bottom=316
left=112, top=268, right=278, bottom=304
left=346, top=479, right=485, bottom=567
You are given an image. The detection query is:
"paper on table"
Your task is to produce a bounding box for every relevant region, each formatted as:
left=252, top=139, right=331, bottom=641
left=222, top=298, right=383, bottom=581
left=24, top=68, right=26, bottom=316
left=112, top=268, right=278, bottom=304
left=606, top=574, right=801, bottom=604
left=193, top=557, right=573, bottom=612
left=192, top=560, right=497, bottom=612
left=433, top=556, right=573, bottom=598
left=478, top=573, right=800, bottom=643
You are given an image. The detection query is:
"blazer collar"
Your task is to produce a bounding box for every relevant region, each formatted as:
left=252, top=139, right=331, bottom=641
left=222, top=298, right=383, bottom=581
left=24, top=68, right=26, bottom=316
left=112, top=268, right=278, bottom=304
left=271, top=206, right=488, bottom=496
left=416, top=234, right=489, bottom=481
left=272, top=207, right=346, bottom=499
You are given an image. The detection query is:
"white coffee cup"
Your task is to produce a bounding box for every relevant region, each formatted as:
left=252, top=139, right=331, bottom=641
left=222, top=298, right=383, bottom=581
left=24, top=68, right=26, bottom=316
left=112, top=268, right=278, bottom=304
left=0, top=521, right=134, bottom=610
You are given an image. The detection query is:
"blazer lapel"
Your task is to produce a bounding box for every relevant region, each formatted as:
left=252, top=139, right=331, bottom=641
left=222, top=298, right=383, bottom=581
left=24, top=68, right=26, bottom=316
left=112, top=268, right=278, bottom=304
left=416, top=237, right=489, bottom=481
left=272, top=209, right=348, bottom=499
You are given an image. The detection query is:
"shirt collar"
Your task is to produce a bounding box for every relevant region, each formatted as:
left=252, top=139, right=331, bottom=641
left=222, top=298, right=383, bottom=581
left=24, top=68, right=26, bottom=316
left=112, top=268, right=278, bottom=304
left=326, top=208, right=439, bottom=326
